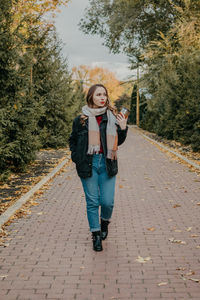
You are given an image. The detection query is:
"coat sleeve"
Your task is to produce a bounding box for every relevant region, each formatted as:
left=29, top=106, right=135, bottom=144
left=117, top=125, right=128, bottom=146
left=68, top=117, right=79, bottom=162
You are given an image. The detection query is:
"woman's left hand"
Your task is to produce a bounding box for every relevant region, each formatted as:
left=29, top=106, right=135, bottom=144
left=116, top=113, right=127, bottom=130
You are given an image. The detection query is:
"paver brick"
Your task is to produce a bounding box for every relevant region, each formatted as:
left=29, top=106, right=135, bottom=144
left=0, top=128, right=200, bottom=300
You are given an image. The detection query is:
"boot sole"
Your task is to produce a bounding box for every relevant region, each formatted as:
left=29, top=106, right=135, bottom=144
left=93, top=247, right=103, bottom=251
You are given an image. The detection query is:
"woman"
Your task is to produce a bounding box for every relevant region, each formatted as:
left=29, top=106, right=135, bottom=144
left=69, top=84, right=128, bottom=251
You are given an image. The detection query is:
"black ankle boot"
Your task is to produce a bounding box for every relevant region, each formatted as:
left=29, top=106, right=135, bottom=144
left=92, top=231, right=103, bottom=251
left=101, top=219, right=110, bottom=240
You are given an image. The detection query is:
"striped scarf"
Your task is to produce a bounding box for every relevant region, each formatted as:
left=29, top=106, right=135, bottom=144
left=82, top=105, right=118, bottom=160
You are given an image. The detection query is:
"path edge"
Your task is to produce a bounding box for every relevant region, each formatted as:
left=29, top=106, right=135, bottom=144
left=132, top=126, right=200, bottom=170
left=0, top=157, right=71, bottom=228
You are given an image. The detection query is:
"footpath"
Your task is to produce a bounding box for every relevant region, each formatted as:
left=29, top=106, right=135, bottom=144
left=0, top=127, right=200, bottom=300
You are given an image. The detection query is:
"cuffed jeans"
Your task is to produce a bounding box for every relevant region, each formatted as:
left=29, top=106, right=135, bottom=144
left=81, top=154, right=116, bottom=232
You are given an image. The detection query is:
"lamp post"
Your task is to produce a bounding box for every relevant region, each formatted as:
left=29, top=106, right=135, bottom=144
left=136, top=65, right=140, bottom=127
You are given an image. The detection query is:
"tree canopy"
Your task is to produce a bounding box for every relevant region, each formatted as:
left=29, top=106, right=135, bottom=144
left=80, top=0, right=200, bottom=151
left=80, top=0, right=196, bottom=62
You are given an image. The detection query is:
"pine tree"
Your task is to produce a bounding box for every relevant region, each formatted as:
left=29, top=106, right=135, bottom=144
left=36, top=30, right=85, bottom=148
left=141, top=1, right=200, bottom=150
left=0, top=0, right=40, bottom=180
left=129, top=85, right=137, bottom=124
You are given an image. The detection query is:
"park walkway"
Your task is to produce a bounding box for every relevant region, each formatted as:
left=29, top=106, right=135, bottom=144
left=0, top=127, right=200, bottom=300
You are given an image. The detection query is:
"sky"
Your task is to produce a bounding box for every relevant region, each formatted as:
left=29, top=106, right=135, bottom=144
left=55, top=0, right=133, bottom=81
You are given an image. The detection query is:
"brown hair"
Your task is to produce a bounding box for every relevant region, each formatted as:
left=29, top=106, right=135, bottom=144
left=86, top=84, right=117, bottom=115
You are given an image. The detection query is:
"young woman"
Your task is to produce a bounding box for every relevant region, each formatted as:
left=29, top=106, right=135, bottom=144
left=69, top=84, right=128, bottom=251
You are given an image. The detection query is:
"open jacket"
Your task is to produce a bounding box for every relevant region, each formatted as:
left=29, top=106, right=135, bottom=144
left=69, top=112, right=128, bottom=178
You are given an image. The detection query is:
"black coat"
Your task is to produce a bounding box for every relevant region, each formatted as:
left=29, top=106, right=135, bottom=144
left=69, top=112, right=128, bottom=178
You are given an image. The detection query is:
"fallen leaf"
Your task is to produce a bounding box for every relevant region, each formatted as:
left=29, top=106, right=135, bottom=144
left=119, top=184, right=123, bottom=188
left=29, top=201, right=39, bottom=206
left=188, top=278, right=199, bottom=283
left=196, top=203, right=200, bottom=206
left=0, top=242, right=9, bottom=247
left=186, top=271, right=195, bottom=276
left=37, top=212, right=43, bottom=215
left=186, top=227, right=192, bottom=232
left=173, top=204, right=181, bottom=208
left=174, top=229, right=182, bottom=232
left=135, top=256, right=151, bottom=263
left=176, top=267, right=186, bottom=271
left=191, top=234, right=199, bottom=237
left=158, top=282, right=168, bottom=286
left=147, top=227, right=156, bottom=232
left=196, top=245, right=200, bottom=249
left=34, top=190, right=44, bottom=196
left=0, top=275, right=8, bottom=278
left=168, top=237, right=186, bottom=245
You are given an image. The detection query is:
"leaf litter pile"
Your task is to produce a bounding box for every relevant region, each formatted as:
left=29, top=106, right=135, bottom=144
left=0, top=148, right=70, bottom=215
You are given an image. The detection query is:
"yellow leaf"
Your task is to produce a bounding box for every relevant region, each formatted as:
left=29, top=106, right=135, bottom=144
left=168, top=237, right=186, bottom=245
left=173, top=204, right=181, bottom=208
left=135, top=256, right=151, bottom=263
left=188, top=278, right=199, bottom=283
left=158, top=282, right=168, bottom=286
left=176, top=267, right=186, bottom=271
left=186, top=271, right=195, bottom=276
left=0, top=275, right=8, bottom=278
left=186, top=227, right=192, bottom=232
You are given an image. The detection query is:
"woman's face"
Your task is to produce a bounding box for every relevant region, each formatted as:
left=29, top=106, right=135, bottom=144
left=92, top=87, right=107, bottom=108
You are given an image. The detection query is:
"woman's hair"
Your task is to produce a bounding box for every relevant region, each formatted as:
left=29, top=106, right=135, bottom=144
left=86, top=84, right=117, bottom=115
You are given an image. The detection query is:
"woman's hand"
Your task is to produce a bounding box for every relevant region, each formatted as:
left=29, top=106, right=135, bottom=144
left=116, top=113, right=127, bottom=130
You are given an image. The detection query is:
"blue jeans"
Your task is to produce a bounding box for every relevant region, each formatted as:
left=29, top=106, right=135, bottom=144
left=81, top=154, right=116, bottom=232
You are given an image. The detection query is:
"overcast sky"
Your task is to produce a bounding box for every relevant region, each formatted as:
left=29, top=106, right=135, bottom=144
left=55, top=0, right=133, bottom=80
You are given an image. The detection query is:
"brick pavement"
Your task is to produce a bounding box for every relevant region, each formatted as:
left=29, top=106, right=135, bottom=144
left=0, top=127, right=200, bottom=300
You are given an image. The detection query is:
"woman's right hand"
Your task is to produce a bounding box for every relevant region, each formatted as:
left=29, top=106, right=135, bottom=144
left=116, top=113, right=127, bottom=130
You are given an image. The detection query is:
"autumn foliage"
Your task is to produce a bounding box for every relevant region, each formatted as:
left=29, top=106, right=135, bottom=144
left=72, top=65, right=124, bottom=103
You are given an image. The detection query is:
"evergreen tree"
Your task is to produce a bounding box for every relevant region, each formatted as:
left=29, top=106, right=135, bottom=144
left=114, top=94, right=130, bottom=112
left=0, top=1, right=87, bottom=182
left=35, top=30, right=85, bottom=148
left=0, top=0, right=40, bottom=180
left=141, top=2, right=200, bottom=150
left=129, top=85, right=137, bottom=124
